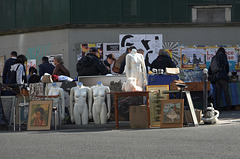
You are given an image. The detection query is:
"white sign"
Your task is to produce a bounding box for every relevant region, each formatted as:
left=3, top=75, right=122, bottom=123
left=27, top=59, right=36, bottom=75
left=103, top=43, right=120, bottom=60
left=119, top=34, right=163, bottom=63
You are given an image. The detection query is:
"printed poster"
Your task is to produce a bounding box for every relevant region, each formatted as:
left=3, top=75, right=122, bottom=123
left=119, top=34, right=163, bottom=64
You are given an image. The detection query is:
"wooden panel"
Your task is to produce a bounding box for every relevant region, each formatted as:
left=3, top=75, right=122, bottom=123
left=185, top=82, right=210, bottom=91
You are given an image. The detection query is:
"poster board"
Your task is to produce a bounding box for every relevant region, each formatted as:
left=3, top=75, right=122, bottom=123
left=1, top=96, right=16, bottom=126
left=0, top=56, right=5, bottom=76
left=146, top=85, right=169, bottom=127
left=26, top=59, right=36, bottom=75
left=80, top=43, right=103, bottom=59
left=119, top=34, right=163, bottom=64
left=103, top=43, right=120, bottom=60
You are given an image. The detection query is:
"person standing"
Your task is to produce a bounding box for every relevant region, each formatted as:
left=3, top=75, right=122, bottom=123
left=150, top=49, right=176, bottom=72
left=103, top=54, right=116, bottom=74
left=52, top=55, right=70, bottom=77
left=38, top=56, right=55, bottom=77
left=9, top=54, right=27, bottom=84
left=76, top=47, right=108, bottom=76
left=208, top=47, right=231, bottom=109
left=2, top=51, right=17, bottom=84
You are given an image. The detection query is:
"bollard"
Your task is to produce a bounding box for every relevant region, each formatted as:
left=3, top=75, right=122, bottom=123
left=203, top=68, right=208, bottom=113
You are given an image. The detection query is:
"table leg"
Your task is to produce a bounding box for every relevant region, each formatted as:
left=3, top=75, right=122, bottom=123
left=19, top=106, right=21, bottom=131
left=146, top=94, right=150, bottom=128
left=114, top=95, right=119, bottom=129
left=13, top=106, right=15, bottom=131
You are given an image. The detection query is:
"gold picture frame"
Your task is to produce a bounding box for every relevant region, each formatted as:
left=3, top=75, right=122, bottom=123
left=160, top=99, right=184, bottom=128
left=146, top=85, right=169, bottom=127
left=27, top=100, right=53, bottom=130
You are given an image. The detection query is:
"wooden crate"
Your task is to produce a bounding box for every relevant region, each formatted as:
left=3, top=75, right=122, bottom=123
left=129, top=105, right=148, bottom=129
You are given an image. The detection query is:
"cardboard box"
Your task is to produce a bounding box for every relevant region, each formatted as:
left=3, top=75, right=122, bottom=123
left=184, top=109, right=202, bottom=124
left=129, top=105, right=148, bottom=128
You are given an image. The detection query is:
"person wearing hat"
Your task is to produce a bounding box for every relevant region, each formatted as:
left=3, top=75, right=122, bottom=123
left=150, top=49, right=176, bottom=72
left=104, top=54, right=116, bottom=74
left=76, top=47, right=108, bottom=76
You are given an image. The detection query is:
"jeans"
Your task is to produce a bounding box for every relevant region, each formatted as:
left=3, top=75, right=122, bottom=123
left=215, top=79, right=231, bottom=107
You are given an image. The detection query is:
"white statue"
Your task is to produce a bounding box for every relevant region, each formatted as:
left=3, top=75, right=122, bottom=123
left=48, top=83, right=65, bottom=121
left=70, top=82, right=90, bottom=125
left=123, top=49, right=147, bottom=91
left=89, top=82, right=111, bottom=124
left=122, top=77, right=142, bottom=92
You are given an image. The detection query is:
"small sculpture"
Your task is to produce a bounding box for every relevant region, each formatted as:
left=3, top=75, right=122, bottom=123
left=202, top=103, right=219, bottom=124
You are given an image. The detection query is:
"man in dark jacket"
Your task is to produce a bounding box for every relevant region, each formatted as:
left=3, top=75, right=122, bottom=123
left=208, top=47, right=230, bottom=109
left=77, top=47, right=108, bottom=76
left=150, top=49, right=176, bottom=72
left=3, top=51, right=17, bottom=84
left=38, top=56, right=55, bottom=77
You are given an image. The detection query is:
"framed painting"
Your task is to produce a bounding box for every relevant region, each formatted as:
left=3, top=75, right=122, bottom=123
left=160, top=99, right=184, bottom=128
left=27, top=100, right=53, bottom=130
left=146, top=85, right=169, bottom=127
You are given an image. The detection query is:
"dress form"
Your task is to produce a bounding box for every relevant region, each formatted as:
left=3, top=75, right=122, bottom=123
left=70, top=82, right=90, bottom=125
left=48, top=83, right=65, bottom=120
left=89, top=81, right=111, bottom=124
left=124, top=49, right=147, bottom=91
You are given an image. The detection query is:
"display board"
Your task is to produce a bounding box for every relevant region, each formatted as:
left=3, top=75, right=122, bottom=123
left=119, top=34, right=163, bottom=64
left=80, top=43, right=103, bottom=59
left=179, top=45, right=240, bottom=71
left=103, top=43, right=120, bottom=60
left=1, top=96, right=16, bottom=125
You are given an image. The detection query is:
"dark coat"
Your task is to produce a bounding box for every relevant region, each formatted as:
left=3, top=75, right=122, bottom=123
left=38, top=62, right=55, bottom=77
left=104, top=60, right=111, bottom=74
left=29, top=74, right=41, bottom=84
left=52, top=63, right=70, bottom=77
left=208, top=51, right=229, bottom=83
left=150, top=55, right=176, bottom=72
left=2, top=57, right=17, bottom=84
left=77, top=53, right=108, bottom=76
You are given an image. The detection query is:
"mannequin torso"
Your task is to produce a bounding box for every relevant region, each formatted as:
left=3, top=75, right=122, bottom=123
left=70, top=82, right=90, bottom=125
left=48, top=83, right=65, bottom=120
left=90, top=82, right=111, bottom=124
left=125, top=49, right=147, bottom=91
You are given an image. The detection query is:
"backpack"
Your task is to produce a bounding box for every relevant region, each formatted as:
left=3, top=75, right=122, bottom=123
left=8, top=64, right=20, bottom=84
left=210, top=54, right=222, bottom=74
left=112, top=53, right=126, bottom=73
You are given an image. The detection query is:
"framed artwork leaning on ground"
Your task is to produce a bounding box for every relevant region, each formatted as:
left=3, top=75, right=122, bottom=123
left=27, top=100, right=53, bottom=130
left=146, top=85, right=169, bottom=127
left=160, top=99, right=184, bottom=128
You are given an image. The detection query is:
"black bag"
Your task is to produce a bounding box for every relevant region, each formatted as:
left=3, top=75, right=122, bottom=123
left=8, top=65, right=20, bottom=84
left=210, top=54, right=222, bottom=74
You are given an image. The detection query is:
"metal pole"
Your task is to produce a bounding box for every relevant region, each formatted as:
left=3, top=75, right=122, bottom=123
left=203, top=68, right=208, bottom=112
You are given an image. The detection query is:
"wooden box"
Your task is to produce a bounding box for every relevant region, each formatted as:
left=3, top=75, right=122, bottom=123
left=184, top=109, right=202, bottom=124
left=129, top=105, right=148, bottom=128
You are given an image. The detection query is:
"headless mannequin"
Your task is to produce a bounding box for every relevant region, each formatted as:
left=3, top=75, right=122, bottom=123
left=70, top=82, right=90, bottom=125
left=124, top=49, right=147, bottom=91
left=48, top=83, right=65, bottom=120
left=89, top=81, right=111, bottom=124
left=122, top=77, right=142, bottom=92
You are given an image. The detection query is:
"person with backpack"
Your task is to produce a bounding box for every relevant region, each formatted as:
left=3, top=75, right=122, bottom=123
left=2, top=51, right=17, bottom=84
left=76, top=47, right=108, bottom=76
left=208, top=47, right=231, bottom=109
left=9, top=54, right=27, bottom=85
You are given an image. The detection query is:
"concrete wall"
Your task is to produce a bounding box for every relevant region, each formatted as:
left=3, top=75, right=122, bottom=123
left=1, top=26, right=240, bottom=79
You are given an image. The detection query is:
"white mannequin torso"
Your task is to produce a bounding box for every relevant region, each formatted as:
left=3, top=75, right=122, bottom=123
left=90, top=83, right=111, bottom=124
left=48, top=84, right=65, bottom=120
left=125, top=49, right=147, bottom=91
left=70, top=83, right=90, bottom=125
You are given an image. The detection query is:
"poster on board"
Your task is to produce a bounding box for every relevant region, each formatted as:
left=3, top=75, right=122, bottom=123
left=80, top=43, right=103, bottom=60
left=0, top=56, right=5, bottom=76
left=103, top=43, right=120, bottom=60
left=119, top=34, right=163, bottom=64
left=206, top=47, right=236, bottom=71
left=26, top=59, right=36, bottom=75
